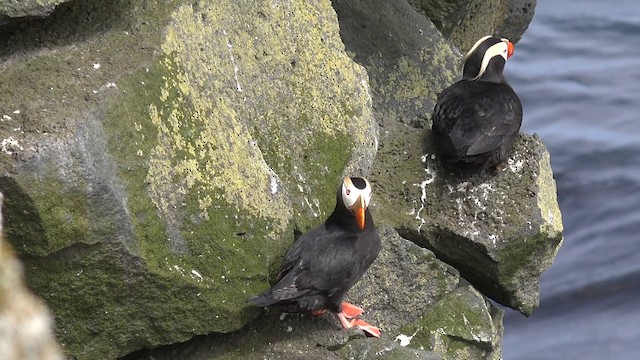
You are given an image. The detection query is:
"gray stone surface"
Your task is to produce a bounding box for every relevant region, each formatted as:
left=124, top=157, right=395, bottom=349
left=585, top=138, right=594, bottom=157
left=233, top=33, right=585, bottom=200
left=123, top=227, right=501, bottom=360
left=405, top=0, right=535, bottom=51
left=0, top=193, right=64, bottom=360
left=0, top=0, right=69, bottom=18
left=496, top=0, right=537, bottom=44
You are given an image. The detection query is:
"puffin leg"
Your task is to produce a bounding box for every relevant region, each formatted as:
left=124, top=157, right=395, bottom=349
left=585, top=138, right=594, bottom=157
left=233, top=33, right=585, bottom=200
left=340, top=302, right=365, bottom=319
left=336, top=312, right=353, bottom=329
left=335, top=313, right=382, bottom=338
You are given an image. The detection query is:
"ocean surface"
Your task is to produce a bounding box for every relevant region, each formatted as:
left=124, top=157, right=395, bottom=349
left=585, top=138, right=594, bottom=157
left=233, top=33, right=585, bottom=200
left=503, top=1, right=640, bottom=359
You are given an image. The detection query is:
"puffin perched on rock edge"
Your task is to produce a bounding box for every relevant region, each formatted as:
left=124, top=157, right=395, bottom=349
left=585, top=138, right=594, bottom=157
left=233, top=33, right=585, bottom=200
left=249, top=176, right=382, bottom=337
left=432, top=35, right=523, bottom=173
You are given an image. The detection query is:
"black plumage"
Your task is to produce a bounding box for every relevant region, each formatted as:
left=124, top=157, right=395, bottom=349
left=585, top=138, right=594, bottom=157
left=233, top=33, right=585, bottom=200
left=249, top=176, right=381, bottom=336
left=432, top=36, right=523, bottom=173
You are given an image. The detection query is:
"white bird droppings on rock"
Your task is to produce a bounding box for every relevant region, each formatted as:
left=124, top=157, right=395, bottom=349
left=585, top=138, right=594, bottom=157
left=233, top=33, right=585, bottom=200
left=1, top=137, right=23, bottom=154
left=394, top=331, right=418, bottom=347
left=190, top=269, right=203, bottom=281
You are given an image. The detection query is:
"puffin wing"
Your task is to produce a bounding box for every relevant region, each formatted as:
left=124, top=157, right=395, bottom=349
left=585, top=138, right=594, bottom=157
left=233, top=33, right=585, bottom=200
left=464, top=88, right=522, bottom=156
left=253, top=227, right=360, bottom=303
left=305, top=233, right=363, bottom=295
left=432, top=84, right=465, bottom=136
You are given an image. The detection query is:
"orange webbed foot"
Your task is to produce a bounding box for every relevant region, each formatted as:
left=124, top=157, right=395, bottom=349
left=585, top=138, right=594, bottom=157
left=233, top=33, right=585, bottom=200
left=351, top=318, right=381, bottom=338
left=341, top=302, right=365, bottom=319
left=335, top=311, right=381, bottom=338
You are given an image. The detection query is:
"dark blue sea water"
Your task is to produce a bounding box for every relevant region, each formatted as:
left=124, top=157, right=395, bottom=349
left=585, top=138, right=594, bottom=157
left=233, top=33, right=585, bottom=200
left=503, top=1, right=640, bottom=359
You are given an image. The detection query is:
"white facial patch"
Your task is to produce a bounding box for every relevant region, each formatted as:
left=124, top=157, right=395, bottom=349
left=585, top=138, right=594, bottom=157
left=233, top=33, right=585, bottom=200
left=472, top=40, right=510, bottom=80
left=341, top=177, right=372, bottom=209
left=463, top=35, right=493, bottom=65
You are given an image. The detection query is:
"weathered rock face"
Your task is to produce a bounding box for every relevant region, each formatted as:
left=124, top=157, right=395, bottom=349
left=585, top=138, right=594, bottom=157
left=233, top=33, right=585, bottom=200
left=496, top=0, right=537, bottom=44
left=405, top=0, right=536, bottom=51
left=398, top=134, right=564, bottom=316
left=0, top=193, right=64, bottom=360
left=0, top=0, right=70, bottom=19
left=124, top=227, right=502, bottom=360
left=0, top=0, right=376, bottom=358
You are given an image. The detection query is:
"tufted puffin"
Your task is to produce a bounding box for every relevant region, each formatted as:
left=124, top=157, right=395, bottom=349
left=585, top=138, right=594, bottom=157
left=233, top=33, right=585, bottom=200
left=249, top=176, right=382, bottom=337
left=432, top=36, right=523, bottom=173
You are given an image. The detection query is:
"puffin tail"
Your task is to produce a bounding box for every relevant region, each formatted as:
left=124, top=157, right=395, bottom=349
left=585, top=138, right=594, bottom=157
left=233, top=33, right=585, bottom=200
left=248, top=292, right=276, bottom=307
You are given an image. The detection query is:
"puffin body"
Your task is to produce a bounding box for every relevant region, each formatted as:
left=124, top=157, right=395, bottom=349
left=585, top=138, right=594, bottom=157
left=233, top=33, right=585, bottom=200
left=249, top=176, right=381, bottom=337
left=432, top=36, right=523, bottom=173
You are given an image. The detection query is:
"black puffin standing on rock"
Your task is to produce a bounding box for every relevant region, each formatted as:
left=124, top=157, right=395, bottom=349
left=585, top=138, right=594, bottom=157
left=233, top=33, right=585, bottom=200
left=432, top=36, right=523, bottom=173
left=249, top=176, right=382, bottom=337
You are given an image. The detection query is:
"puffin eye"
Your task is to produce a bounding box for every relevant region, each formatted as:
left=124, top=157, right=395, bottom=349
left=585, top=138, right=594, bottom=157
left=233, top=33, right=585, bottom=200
left=346, top=189, right=351, bottom=196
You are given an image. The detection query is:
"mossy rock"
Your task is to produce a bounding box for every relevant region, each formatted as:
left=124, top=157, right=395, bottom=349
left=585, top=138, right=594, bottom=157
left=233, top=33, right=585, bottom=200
left=0, top=193, right=64, bottom=360
left=396, top=285, right=504, bottom=360
left=122, top=227, right=498, bottom=360
left=388, top=133, right=563, bottom=316
left=0, top=0, right=377, bottom=358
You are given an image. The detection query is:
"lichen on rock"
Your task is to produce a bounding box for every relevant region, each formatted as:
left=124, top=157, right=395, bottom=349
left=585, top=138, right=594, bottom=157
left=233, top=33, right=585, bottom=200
left=0, top=0, right=378, bottom=358
left=0, top=192, right=64, bottom=360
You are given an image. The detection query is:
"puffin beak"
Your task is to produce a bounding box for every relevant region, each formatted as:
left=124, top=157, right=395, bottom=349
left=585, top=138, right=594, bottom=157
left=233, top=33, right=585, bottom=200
left=353, top=195, right=366, bottom=230
left=506, top=40, right=514, bottom=58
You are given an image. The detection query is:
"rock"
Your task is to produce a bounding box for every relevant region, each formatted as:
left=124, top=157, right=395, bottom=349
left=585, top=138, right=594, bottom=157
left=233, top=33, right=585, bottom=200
left=0, top=0, right=70, bottom=19
left=350, top=227, right=504, bottom=359
left=337, top=338, right=443, bottom=360
left=345, top=227, right=461, bottom=332
left=331, top=0, right=460, bottom=129
left=0, top=0, right=377, bottom=358
left=391, top=134, right=563, bottom=316
left=332, top=0, right=561, bottom=315
left=123, top=227, right=500, bottom=360
left=0, top=192, right=64, bottom=360
left=404, top=0, right=535, bottom=51
left=495, top=0, right=537, bottom=44
left=397, top=286, right=504, bottom=360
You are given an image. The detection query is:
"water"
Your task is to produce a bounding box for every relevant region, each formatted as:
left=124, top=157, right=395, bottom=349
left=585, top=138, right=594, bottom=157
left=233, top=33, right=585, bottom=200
left=503, top=1, right=640, bottom=359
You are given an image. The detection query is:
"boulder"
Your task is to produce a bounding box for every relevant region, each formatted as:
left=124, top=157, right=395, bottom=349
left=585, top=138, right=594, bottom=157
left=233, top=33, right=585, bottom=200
left=404, top=0, right=535, bottom=51
left=0, top=193, right=64, bottom=360
left=0, top=0, right=377, bottom=358
left=123, top=227, right=502, bottom=360
left=0, top=0, right=70, bottom=19
left=400, top=134, right=564, bottom=316
left=496, top=0, right=537, bottom=44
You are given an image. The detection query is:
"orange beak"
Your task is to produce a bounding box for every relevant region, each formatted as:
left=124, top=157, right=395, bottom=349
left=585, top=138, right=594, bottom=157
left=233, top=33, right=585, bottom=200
left=353, top=195, right=366, bottom=230
left=506, top=40, right=514, bottom=58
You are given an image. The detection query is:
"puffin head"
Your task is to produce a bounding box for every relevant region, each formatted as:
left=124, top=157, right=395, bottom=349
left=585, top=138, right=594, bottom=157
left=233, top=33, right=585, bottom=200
left=462, top=36, right=514, bottom=82
left=341, top=176, right=372, bottom=230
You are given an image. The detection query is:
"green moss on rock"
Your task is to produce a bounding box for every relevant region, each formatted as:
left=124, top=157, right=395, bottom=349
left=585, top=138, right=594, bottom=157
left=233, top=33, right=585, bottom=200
left=0, top=0, right=377, bottom=359
left=397, top=286, right=502, bottom=360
